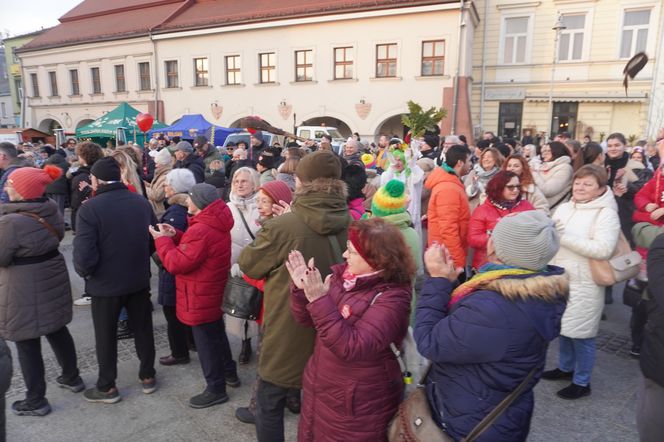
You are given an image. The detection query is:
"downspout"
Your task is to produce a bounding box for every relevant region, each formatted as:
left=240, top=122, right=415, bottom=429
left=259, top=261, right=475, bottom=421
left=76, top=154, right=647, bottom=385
left=149, top=30, right=160, bottom=122
left=479, top=0, right=489, bottom=133
left=645, top=5, right=664, bottom=138
left=18, top=56, right=26, bottom=128
left=451, top=0, right=465, bottom=135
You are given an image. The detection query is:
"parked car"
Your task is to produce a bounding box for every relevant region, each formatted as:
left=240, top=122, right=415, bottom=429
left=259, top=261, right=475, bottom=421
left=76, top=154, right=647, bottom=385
left=222, top=131, right=285, bottom=149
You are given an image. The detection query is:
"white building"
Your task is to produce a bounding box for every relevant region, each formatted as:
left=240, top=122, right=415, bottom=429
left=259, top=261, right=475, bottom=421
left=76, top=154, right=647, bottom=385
left=18, top=0, right=479, bottom=142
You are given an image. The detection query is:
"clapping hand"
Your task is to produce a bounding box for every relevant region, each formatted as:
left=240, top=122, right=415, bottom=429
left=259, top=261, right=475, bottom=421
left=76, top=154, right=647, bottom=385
left=424, top=242, right=463, bottom=281
left=148, top=223, right=176, bottom=239
left=285, top=251, right=331, bottom=302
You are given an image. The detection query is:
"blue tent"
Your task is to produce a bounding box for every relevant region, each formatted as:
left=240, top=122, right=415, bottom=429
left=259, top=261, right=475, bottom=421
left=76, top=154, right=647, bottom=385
left=149, top=114, right=239, bottom=145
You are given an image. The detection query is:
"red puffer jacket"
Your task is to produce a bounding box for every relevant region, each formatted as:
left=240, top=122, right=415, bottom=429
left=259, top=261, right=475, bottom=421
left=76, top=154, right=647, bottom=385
left=290, top=263, right=411, bottom=442
left=468, top=198, right=535, bottom=269
left=155, top=199, right=234, bottom=326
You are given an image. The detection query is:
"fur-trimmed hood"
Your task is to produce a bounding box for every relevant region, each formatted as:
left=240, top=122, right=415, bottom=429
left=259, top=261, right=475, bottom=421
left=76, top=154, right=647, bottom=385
left=292, top=178, right=350, bottom=236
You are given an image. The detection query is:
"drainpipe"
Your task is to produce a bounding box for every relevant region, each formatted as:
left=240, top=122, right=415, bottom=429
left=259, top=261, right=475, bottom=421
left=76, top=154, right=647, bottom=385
left=19, top=56, right=27, bottom=128
left=451, top=0, right=465, bottom=135
left=645, top=5, right=664, bottom=138
left=479, top=0, right=489, bottom=133
left=149, top=30, right=160, bottom=123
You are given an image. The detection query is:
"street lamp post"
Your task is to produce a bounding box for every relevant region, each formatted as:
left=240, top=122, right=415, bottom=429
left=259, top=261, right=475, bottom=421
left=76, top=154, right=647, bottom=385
left=548, top=15, right=566, bottom=143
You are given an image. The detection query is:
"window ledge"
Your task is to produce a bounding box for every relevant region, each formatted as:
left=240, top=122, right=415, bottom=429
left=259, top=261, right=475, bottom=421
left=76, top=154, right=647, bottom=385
left=137, top=89, right=155, bottom=93
left=48, top=95, right=61, bottom=99
left=289, top=80, right=317, bottom=85
left=89, top=93, right=104, bottom=97
left=369, top=76, right=402, bottom=81
left=113, top=91, right=128, bottom=95
left=415, top=75, right=450, bottom=80
left=68, top=94, right=83, bottom=98
left=254, top=82, right=280, bottom=87
left=162, top=86, right=182, bottom=91
left=190, top=85, right=213, bottom=89
left=221, top=83, right=246, bottom=88
left=328, top=78, right=358, bottom=83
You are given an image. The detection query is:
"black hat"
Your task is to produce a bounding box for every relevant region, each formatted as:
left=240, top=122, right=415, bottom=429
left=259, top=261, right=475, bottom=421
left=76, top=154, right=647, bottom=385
left=91, top=157, right=122, bottom=182
left=423, top=134, right=440, bottom=149
left=194, top=135, right=208, bottom=150
left=342, top=164, right=367, bottom=200
left=258, top=147, right=280, bottom=169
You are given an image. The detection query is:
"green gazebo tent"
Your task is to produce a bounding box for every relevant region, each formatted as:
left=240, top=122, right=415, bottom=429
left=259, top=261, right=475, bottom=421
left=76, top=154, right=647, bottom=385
left=75, top=102, right=166, bottom=146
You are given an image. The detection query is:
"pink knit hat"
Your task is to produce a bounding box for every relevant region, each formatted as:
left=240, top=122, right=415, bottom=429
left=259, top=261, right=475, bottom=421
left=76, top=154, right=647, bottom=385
left=259, top=180, right=292, bottom=205
left=8, top=165, right=62, bottom=200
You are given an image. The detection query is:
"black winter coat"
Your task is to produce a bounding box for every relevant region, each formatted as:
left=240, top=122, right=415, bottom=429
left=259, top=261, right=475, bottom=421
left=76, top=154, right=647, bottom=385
left=175, top=153, right=205, bottom=183
left=157, top=194, right=189, bottom=307
left=69, top=166, right=92, bottom=211
left=644, top=234, right=664, bottom=386
left=73, top=183, right=157, bottom=297
left=44, top=154, right=70, bottom=195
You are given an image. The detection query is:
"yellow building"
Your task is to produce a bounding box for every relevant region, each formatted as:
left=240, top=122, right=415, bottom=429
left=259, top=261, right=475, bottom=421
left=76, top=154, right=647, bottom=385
left=471, top=0, right=664, bottom=142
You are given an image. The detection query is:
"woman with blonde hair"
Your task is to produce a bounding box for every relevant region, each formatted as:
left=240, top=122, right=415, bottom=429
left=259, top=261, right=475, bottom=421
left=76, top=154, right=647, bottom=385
left=110, top=150, right=145, bottom=197
left=464, top=147, right=503, bottom=211
left=144, top=148, right=173, bottom=218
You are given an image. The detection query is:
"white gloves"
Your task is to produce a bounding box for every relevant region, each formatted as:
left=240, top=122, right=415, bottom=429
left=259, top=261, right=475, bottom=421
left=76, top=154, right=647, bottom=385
left=230, top=263, right=243, bottom=278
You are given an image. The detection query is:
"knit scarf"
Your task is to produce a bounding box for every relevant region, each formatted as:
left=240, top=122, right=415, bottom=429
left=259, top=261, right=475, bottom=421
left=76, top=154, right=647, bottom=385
left=229, top=192, right=257, bottom=212
left=473, top=164, right=500, bottom=181
left=489, top=197, right=522, bottom=211
left=440, top=162, right=457, bottom=175
left=448, top=263, right=540, bottom=308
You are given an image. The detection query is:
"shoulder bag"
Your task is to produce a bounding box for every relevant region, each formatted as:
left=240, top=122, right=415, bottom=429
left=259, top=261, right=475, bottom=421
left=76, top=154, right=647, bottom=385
left=222, top=205, right=263, bottom=320
left=587, top=208, right=641, bottom=286
left=388, top=359, right=536, bottom=442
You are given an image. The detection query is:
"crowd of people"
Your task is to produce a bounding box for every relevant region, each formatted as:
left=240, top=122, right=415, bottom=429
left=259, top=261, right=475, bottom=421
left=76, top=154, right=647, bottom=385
left=0, top=125, right=662, bottom=442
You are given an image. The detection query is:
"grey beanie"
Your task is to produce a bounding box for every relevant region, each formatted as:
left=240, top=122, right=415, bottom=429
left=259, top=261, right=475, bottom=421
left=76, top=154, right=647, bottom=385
left=175, top=140, right=194, bottom=154
left=491, top=211, right=560, bottom=271
left=189, top=183, right=220, bottom=210
left=165, top=169, right=196, bottom=194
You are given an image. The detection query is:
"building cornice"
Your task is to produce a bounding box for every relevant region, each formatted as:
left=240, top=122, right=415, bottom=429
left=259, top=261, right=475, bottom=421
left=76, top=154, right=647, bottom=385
left=495, top=2, right=541, bottom=11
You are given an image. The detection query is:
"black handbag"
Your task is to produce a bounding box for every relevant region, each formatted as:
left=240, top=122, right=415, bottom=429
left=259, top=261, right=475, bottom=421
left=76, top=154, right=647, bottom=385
left=222, top=204, right=262, bottom=320
left=223, top=275, right=262, bottom=320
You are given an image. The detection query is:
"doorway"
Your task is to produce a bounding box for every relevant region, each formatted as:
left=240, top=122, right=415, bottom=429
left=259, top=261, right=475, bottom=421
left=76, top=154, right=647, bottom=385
left=551, top=102, right=578, bottom=136
left=498, top=102, right=523, bottom=139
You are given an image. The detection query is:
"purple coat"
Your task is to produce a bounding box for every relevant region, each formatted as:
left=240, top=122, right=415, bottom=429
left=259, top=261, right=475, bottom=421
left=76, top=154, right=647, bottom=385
left=290, top=263, right=411, bottom=442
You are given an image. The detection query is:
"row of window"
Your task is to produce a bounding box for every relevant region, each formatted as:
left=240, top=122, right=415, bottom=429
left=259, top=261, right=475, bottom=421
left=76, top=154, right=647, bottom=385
left=29, top=41, right=446, bottom=97
left=502, top=8, right=651, bottom=65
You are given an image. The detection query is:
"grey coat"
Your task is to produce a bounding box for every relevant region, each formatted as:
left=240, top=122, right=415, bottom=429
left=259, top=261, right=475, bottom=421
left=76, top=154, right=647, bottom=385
left=0, top=198, right=72, bottom=341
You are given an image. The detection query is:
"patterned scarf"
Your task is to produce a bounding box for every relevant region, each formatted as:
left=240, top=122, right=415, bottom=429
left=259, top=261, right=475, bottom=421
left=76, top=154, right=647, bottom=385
left=448, top=263, right=540, bottom=308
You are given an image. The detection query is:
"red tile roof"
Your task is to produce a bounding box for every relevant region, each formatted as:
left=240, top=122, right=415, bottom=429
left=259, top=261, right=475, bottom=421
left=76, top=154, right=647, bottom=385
left=20, top=0, right=456, bottom=52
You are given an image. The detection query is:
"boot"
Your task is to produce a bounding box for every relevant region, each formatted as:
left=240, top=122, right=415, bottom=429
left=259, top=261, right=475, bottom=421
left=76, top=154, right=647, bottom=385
left=239, top=338, right=252, bottom=365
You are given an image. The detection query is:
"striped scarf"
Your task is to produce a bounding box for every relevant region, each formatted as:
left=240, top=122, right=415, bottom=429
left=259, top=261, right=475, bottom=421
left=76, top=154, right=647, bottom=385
left=448, top=263, right=538, bottom=308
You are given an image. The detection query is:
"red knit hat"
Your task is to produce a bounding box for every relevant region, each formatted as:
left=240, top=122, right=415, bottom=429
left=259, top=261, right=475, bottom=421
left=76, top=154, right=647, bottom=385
left=259, top=180, right=293, bottom=205
left=8, top=165, right=62, bottom=200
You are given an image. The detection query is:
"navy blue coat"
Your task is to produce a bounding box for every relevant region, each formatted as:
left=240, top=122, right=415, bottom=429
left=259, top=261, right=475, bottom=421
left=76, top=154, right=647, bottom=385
left=175, top=153, right=205, bottom=183
left=73, top=183, right=157, bottom=297
left=157, top=199, right=189, bottom=307
left=414, top=273, right=567, bottom=442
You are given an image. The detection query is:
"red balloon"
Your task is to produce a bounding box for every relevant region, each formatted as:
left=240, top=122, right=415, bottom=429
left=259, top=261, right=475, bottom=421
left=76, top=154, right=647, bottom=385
left=136, top=112, right=154, bottom=132
left=247, top=128, right=257, bottom=135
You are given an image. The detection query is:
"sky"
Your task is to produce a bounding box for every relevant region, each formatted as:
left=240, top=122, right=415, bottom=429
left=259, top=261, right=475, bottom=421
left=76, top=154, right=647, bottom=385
left=0, top=0, right=81, bottom=38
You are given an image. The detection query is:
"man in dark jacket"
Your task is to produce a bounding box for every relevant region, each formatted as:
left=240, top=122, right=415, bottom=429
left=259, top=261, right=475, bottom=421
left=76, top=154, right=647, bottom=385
left=632, top=222, right=664, bottom=441
left=43, top=150, right=70, bottom=220
left=415, top=211, right=567, bottom=441
left=194, top=135, right=224, bottom=180
left=73, top=157, right=158, bottom=403
left=248, top=132, right=267, bottom=166
left=238, top=151, right=350, bottom=441
left=174, top=140, right=205, bottom=183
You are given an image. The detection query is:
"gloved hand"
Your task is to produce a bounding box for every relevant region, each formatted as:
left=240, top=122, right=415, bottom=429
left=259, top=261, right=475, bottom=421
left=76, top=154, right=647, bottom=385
left=230, top=263, right=243, bottom=278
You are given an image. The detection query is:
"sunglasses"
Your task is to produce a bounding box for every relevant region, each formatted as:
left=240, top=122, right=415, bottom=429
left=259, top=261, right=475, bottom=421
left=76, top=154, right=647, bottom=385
left=505, top=184, right=521, bottom=190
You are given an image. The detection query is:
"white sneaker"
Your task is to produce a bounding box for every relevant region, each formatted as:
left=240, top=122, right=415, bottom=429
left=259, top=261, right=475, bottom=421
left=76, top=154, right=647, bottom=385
left=74, top=296, right=92, bottom=306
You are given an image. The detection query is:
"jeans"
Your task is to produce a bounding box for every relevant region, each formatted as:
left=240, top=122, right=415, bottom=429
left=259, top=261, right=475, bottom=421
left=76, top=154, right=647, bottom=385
left=162, top=305, right=189, bottom=359
left=91, top=290, right=156, bottom=391
left=255, top=379, right=288, bottom=442
left=631, top=300, right=648, bottom=348
left=191, top=318, right=236, bottom=394
left=559, top=336, right=596, bottom=386
left=15, top=326, right=78, bottom=403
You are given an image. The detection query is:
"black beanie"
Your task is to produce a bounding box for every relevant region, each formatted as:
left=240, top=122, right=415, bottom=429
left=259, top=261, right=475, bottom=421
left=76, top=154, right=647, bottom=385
left=91, top=157, right=122, bottom=182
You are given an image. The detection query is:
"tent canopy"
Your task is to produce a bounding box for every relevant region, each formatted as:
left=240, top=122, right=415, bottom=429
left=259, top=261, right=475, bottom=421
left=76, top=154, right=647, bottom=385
left=75, top=102, right=166, bottom=144
left=149, top=114, right=240, bottom=146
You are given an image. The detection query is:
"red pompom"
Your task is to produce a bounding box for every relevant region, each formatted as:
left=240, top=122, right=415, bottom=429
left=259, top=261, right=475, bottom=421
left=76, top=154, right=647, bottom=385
left=43, top=165, right=63, bottom=181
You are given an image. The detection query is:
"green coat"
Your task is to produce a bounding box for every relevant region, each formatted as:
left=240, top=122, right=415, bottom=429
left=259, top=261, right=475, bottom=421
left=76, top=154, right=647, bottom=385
left=238, top=179, right=350, bottom=388
left=202, top=148, right=224, bottom=179
left=380, top=211, right=422, bottom=324
left=633, top=222, right=664, bottom=249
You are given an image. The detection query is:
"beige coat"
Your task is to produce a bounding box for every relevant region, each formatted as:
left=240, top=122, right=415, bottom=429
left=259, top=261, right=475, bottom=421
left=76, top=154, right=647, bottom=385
left=145, top=165, right=172, bottom=218
left=532, top=156, right=573, bottom=210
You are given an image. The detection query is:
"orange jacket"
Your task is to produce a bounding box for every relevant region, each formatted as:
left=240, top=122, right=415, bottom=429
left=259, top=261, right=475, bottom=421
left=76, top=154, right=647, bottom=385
left=425, top=167, right=471, bottom=268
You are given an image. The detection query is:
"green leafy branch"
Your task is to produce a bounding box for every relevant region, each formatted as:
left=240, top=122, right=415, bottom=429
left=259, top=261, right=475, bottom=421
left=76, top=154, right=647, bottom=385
left=401, top=100, right=447, bottom=138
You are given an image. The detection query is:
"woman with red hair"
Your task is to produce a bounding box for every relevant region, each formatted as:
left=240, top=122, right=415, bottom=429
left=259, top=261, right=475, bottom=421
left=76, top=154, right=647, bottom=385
left=503, top=154, right=550, bottom=214
left=468, top=171, right=536, bottom=270
left=286, top=218, right=415, bottom=441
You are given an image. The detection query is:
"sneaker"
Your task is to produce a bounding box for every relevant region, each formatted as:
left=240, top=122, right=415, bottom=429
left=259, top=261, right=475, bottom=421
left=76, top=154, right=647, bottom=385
left=11, top=399, right=51, bottom=416
left=239, top=339, right=252, bottom=365
left=557, top=383, right=591, bottom=400
left=142, top=378, right=157, bottom=394
left=630, top=345, right=641, bottom=358
left=226, top=375, right=241, bottom=388
left=74, top=296, right=92, bottom=306
left=159, top=355, right=190, bottom=366
left=189, top=390, right=229, bottom=409
left=541, top=368, right=574, bottom=381
left=84, top=387, right=121, bottom=404
left=235, top=406, right=256, bottom=424
left=56, top=375, right=85, bottom=393
left=117, top=321, right=133, bottom=340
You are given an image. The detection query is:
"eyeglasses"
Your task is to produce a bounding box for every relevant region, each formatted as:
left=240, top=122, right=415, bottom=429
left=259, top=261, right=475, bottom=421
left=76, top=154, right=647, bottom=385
left=505, top=184, right=521, bottom=190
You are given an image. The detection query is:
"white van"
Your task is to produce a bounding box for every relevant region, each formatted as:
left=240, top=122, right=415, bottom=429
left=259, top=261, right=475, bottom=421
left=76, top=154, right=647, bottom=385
left=296, top=126, right=345, bottom=153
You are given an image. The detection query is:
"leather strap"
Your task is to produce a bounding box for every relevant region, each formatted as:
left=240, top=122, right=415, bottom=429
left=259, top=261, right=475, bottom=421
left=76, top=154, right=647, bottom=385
left=462, top=367, right=537, bottom=442
left=17, top=212, right=60, bottom=240
left=234, top=204, right=255, bottom=240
